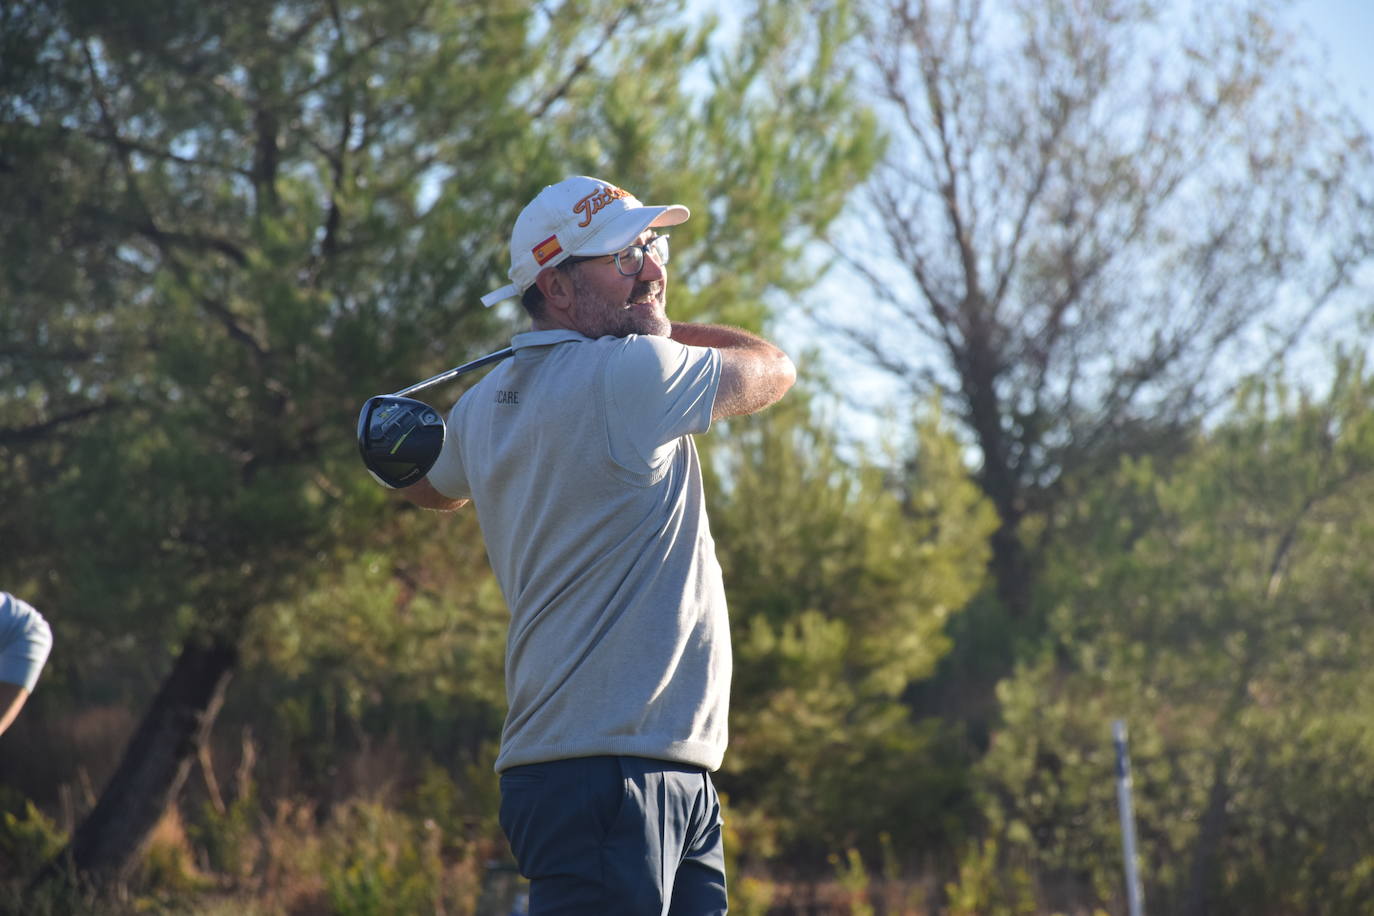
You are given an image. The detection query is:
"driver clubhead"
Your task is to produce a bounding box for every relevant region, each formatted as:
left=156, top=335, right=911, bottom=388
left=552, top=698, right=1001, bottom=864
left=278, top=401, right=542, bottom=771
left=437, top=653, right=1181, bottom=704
left=357, top=395, right=446, bottom=489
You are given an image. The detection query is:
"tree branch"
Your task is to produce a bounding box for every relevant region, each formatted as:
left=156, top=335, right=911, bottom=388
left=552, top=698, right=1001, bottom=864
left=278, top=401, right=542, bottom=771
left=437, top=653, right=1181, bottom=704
left=0, top=401, right=123, bottom=446
left=531, top=2, right=645, bottom=119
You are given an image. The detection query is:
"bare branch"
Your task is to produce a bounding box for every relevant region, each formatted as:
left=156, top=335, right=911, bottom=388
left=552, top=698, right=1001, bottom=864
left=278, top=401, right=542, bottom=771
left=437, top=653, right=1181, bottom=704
left=531, top=3, right=645, bottom=120
left=0, top=401, right=123, bottom=446
left=82, top=39, right=269, bottom=361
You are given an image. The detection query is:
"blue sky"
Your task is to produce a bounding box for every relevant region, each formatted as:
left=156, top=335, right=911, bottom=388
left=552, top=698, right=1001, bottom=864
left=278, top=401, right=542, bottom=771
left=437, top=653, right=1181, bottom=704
left=1293, top=0, right=1373, bottom=128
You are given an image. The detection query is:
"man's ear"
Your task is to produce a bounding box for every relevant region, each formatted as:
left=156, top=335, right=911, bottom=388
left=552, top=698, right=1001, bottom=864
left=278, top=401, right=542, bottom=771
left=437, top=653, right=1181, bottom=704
left=535, top=266, right=575, bottom=315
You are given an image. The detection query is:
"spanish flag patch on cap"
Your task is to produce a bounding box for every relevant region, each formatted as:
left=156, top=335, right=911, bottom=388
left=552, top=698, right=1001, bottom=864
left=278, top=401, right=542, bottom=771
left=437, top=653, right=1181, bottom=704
left=532, top=235, right=563, bottom=265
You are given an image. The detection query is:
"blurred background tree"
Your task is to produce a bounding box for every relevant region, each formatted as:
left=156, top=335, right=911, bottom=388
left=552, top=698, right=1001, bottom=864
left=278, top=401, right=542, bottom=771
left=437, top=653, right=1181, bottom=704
left=980, top=357, right=1374, bottom=915
left=3, top=0, right=540, bottom=889
left=827, top=0, right=1373, bottom=700
left=704, top=389, right=997, bottom=868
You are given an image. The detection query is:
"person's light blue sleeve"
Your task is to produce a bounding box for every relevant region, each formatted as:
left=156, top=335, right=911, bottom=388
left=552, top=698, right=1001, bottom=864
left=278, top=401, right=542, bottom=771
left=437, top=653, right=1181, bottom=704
left=605, top=335, right=721, bottom=470
left=0, top=593, right=53, bottom=692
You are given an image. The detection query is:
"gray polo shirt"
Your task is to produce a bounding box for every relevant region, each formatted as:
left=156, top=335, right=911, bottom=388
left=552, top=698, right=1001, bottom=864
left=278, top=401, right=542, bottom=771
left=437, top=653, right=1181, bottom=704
left=427, top=329, right=729, bottom=772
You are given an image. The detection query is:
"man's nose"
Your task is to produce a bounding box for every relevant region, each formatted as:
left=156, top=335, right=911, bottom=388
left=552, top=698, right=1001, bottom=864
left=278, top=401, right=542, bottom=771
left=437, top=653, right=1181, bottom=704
left=640, top=249, right=665, bottom=282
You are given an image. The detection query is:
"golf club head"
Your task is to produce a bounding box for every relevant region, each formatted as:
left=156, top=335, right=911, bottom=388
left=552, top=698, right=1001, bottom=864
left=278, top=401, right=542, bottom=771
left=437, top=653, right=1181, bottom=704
left=357, top=395, right=446, bottom=489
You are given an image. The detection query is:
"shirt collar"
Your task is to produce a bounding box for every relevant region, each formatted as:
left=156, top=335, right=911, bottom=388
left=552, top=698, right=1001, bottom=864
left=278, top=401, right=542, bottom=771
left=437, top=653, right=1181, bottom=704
left=510, top=328, right=591, bottom=351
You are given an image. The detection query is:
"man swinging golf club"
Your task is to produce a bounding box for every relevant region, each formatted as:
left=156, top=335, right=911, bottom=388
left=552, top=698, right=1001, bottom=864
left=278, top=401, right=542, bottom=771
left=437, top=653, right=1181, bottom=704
left=392, top=175, right=795, bottom=913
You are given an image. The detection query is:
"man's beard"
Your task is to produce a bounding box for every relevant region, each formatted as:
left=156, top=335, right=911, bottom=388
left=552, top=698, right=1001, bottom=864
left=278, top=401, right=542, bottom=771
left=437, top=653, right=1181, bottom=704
left=569, top=271, right=669, bottom=339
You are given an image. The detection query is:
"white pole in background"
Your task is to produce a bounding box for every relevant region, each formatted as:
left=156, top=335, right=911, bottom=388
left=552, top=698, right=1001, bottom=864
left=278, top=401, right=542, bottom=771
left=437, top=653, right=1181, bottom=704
left=1114, top=719, right=1145, bottom=916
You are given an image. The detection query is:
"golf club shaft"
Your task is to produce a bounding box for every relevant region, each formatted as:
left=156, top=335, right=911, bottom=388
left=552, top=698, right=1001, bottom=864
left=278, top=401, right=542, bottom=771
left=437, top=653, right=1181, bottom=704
left=393, top=347, right=515, bottom=397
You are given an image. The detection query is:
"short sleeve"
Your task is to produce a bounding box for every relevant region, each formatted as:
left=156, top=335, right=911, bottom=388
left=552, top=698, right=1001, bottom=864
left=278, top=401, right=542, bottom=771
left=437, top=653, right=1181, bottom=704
left=605, top=335, right=721, bottom=469
left=424, top=402, right=471, bottom=500
left=0, top=594, right=53, bottom=692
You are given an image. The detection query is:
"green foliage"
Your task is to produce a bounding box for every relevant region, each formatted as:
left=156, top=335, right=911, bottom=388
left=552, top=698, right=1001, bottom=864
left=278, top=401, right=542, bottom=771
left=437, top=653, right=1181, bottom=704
left=706, top=392, right=996, bottom=862
left=0, top=796, right=68, bottom=878
left=321, top=801, right=448, bottom=916
left=830, top=847, right=874, bottom=916
left=978, top=359, right=1374, bottom=914
left=249, top=519, right=508, bottom=715
left=0, top=795, right=85, bottom=916
left=0, top=879, right=99, bottom=916
left=139, top=814, right=215, bottom=897
left=718, top=793, right=778, bottom=912
left=943, top=838, right=1038, bottom=916
left=728, top=874, right=778, bottom=916
left=0, top=0, right=543, bottom=699
left=190, top=791, right=261, bottom=881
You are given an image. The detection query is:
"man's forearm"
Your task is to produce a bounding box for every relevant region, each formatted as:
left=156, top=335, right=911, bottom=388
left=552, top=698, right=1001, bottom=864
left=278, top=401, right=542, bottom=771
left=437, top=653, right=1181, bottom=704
left=0, top=683, right=28, bottom=737
left=670, top=322, right=796, bottom=419
left=400, top=477, right=469, bottom=511
left=670, top=322, right=774, bottom=351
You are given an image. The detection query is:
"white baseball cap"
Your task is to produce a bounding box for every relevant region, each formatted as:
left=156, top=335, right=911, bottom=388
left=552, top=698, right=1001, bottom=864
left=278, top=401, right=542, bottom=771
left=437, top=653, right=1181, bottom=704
left=480, top=176, right=690, bottom=307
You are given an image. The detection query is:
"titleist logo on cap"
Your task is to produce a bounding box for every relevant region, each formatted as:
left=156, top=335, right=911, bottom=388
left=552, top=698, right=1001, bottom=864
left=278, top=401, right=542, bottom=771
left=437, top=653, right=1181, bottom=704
left=573, top=185, right=632, bottom=227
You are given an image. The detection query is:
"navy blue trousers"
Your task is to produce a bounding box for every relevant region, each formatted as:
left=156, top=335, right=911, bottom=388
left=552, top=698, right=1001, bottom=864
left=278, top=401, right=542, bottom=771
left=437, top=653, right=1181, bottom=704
left=498, top=756, right=728, bottom=915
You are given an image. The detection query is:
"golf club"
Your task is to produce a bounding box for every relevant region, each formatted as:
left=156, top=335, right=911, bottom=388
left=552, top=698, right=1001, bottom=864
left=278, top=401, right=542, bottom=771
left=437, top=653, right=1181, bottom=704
left=357, top=347, right=515, bottom=488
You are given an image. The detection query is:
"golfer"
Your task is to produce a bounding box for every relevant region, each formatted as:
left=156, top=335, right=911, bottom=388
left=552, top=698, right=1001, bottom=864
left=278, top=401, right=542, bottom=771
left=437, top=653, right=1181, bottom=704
left=0, top=592, right=53, bottom=737
left=399, top=175, right=795, bottom=913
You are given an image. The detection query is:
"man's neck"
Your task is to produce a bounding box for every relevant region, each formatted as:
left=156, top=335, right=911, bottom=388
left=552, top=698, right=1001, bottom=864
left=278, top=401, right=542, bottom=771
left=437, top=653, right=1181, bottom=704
left=532, top=314, right=576, bottom=333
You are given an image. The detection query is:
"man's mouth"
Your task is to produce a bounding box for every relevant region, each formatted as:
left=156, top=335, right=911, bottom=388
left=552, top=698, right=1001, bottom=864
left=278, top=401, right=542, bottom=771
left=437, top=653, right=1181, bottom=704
left=624, top=283, right=663, bottom=310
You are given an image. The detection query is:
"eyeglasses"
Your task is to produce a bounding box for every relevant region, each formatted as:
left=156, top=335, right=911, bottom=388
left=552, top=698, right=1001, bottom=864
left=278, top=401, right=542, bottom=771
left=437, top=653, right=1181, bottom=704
left=563, top=235, right=670, bottom=278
